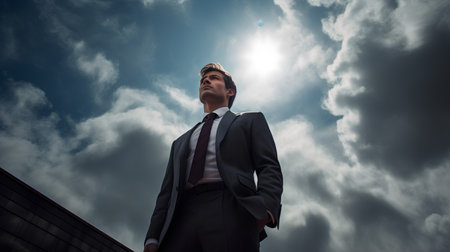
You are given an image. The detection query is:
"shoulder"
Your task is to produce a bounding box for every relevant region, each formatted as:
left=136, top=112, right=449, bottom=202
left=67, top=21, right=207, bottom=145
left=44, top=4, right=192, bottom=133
left=234, top=111, right=266, bottom=121
left=173, top=123, right=199, bottom=144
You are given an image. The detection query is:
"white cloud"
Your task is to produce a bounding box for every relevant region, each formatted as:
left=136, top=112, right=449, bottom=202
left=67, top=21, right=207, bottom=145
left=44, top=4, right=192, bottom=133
left=307, top=0, right=347, bottom=8
left=295, top=45, right=334, bottom=72
left=35, top=1, right=120, bottom=97
left=140, top=0, right=187, bottom=7
left=76, top=87, right=188, bottom=148
left=271, top=116, right=355, bottom=247
left=0, top=81, right=86, bottom=214
left=151, top=74, right=202, bottom=113
left=423, top=212, right=450, bottom=250
left=100, top=17, right=138, bottom=42
left=73, top=41, right=118, bottom=89
left=390, top=0, right=450, bottom=50
left=0, top=82, right=55, bottom=143
left=162, top=85, right=201, bottom=113
left=68, top=0, right=111, bottom=8
left=322, top=0, right=450, bottom=54
left=424, top=213, right=450, bottom=235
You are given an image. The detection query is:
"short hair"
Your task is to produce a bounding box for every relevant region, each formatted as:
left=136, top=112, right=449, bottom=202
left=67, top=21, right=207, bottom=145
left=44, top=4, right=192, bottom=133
left=200, top=63, right=237, bottom=108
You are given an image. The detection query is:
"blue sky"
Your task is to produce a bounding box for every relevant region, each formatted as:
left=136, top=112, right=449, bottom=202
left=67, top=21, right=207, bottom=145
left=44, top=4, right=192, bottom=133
left=1, top=0, right=450, bottom=251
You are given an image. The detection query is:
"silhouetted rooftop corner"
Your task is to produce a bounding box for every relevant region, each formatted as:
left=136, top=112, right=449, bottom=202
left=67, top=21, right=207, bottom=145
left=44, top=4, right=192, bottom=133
left=0, top=166, right=133, bottom=252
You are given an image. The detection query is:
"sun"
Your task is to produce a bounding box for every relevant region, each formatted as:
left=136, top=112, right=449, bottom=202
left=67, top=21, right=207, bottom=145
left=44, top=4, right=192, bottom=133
left=243, top=36, right=282, bottom=76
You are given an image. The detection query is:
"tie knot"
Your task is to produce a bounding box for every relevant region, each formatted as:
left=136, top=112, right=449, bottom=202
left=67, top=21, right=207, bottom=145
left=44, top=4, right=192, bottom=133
left=203, top=113, right=218, bottom=123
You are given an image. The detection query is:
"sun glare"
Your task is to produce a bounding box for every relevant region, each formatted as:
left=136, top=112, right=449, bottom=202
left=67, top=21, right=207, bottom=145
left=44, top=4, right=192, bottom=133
left=243, top=36, right=281, bottom=76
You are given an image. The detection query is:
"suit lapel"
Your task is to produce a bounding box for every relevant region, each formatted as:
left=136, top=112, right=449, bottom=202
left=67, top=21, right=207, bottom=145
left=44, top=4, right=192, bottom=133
left=216, top=110, right=237, bottom=147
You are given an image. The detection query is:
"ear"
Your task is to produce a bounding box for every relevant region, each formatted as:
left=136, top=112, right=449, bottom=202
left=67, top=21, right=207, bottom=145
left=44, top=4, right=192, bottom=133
left=226, top=88, right=235, bottom=97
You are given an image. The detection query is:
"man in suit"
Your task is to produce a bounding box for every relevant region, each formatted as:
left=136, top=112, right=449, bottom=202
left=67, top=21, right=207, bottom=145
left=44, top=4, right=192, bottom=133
left=144, top=63, right=283, bottom=252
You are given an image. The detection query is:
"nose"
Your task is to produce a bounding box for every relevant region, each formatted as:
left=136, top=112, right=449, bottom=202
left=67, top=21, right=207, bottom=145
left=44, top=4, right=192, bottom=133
left=201, top=78, right=210, bottom=86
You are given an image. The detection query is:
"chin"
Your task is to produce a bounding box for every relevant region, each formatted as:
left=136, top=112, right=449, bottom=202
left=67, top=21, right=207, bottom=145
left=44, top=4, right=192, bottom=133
left=200, top=92, right=212, bottom=101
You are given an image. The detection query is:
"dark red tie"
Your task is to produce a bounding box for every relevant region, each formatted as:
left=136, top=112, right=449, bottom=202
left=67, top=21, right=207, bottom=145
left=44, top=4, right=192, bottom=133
left=188, top=113, right=218, bottom=185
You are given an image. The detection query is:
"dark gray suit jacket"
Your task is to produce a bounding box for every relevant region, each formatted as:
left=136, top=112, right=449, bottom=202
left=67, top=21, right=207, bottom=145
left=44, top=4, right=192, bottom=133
left=145, top=111, right=283, bottom=244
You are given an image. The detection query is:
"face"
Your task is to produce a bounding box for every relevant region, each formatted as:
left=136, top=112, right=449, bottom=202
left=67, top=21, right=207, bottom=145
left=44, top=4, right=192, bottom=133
left=199, top=71, right=233, bottom=105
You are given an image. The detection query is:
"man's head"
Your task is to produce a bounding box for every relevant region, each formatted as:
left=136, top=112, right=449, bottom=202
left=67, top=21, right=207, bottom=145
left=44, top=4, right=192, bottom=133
left=199, top=63, right=237, bottom=108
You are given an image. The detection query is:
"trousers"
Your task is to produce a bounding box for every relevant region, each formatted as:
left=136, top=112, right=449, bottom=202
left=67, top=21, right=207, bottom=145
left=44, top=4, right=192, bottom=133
left=158, top=182, right=260, bottom=252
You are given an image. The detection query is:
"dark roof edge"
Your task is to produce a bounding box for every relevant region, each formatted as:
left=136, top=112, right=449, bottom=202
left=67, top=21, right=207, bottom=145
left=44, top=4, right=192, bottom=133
left=0, top=166, right=133, bottom=252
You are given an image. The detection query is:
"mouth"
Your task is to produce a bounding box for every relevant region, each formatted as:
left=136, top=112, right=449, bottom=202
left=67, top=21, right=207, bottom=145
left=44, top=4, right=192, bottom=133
left=201, top=85, right=212, bottom=90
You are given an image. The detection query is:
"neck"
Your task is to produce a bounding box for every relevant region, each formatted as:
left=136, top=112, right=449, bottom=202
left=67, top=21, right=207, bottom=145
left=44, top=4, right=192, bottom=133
left=203, top=103, right=228, bottom=113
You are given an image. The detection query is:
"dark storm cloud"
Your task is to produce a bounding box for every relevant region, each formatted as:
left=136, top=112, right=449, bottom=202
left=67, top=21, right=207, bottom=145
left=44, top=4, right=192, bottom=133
left=339, top=189, right=450, bottom=252
left=263, top=213, right=331, bottom=252
left=342, top=190, right=413, bottom=251
left=423, top=213, right=450, bottom=252
left=73, top=126, right=169, bottom=245
left=300, top=172, right=335, bottom=203
left=0, top=25, right=17, bottom=62
left=346, top=31, right=450, bottom=177
left=288, top=214, right=331, bottom=252
left=326, top=1, right=450, bottom=178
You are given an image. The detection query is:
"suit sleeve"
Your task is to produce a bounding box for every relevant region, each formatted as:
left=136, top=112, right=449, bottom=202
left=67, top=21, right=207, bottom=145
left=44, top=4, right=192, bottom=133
left=251, top=113, right=283, bottom=228
left=145, top=142, right=175, bottom=243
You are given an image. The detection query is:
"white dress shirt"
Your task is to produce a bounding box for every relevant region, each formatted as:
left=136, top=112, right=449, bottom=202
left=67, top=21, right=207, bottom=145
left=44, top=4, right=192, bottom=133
left=185, top=107, right=229, bottom=186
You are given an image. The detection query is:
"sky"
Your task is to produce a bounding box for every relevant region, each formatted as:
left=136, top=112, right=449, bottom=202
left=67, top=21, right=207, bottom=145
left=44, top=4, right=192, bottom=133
left=1, top=0, right=450, bottom=251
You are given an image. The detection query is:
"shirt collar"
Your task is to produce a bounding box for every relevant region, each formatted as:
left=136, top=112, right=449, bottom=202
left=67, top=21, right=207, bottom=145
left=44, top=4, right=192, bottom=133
left=203, top=107, right=229, bottom=119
